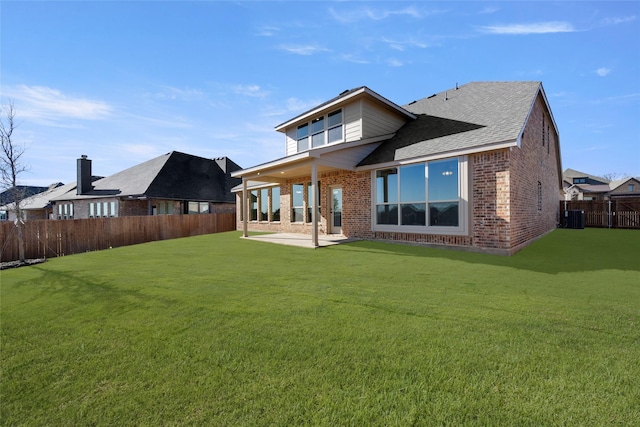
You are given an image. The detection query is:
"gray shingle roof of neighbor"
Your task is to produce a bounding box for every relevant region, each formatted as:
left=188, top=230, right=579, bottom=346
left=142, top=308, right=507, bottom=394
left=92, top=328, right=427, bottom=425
left=53, top=151, right=241, bottom=203
left=562, top=168, right=610, bottom=184
left=358, top=81, right=544, bottom=166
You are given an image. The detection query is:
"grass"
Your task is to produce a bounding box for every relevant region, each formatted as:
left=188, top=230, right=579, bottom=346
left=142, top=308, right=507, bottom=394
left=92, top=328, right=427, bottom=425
left=1, top=228, right=639, bottom=426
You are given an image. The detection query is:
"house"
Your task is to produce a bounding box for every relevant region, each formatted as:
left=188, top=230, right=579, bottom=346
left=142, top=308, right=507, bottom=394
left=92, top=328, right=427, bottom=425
left=563, top=168, right=640, bottom=200
left=49, top=152, right=241, bottom=219
left=231, top=81, right=562, bottom=255
left=0, top=151, right=241, bottom=221
left=608, top=177, right=640, bottom=198
left=0, top=182, right=70, bottom=221
left=562, top=168, right=611, bottom=200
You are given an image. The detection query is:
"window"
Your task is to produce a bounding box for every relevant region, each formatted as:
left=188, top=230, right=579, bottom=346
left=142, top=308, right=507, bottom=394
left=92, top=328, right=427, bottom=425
left=250, top=191, right=258, bottom=221
left=311, top=117, right=325, bottom=148
left=157, top=201, right=173, bottom=215
left=401, top=164, right=426, bottom=226
left=376, top=168, right=399, bottom=225
left=537, top=181, right=542, bottom=211
left=297, top=124, right=309, bottom=152
left=89, top=201, right=115, bottom=218
left=296, top=109, right=343, bottom=152
left=292, top=184, right=305, bottom=222
left=428, top=159, right=459, bottom=227
left=573, top=178, right=586, bottom=184
left=188, top=201, right=210, bottom=214
left=327, top=109, right=343, bottom=143
left=630, top=184, right=635, bottom=192
left=271, top=187, right=280, bottom=221
left=57, top=203, right=74, bottom=220
left=260, top=188, right=269, bottom=221
left=374, top=157, right=464, bottom=232
left=307, top=182, right=321, bottom=222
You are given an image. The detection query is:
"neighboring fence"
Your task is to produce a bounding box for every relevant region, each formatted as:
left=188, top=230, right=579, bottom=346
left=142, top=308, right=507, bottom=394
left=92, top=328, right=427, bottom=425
left=560, top=198, right=640, bottom=229
left=0, top=213, right=236, bottom=262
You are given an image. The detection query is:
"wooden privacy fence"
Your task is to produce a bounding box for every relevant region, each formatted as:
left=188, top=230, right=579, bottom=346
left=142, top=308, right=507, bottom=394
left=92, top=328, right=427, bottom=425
left=0, top=213, right=236, bottom=262
left=560, top=198, right=640, bottom=229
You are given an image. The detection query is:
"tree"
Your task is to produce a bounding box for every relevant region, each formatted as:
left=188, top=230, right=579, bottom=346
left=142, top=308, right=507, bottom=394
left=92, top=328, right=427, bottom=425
left=602, top=172, right=630, bottom=182
left=0, top=101, right=28, bottom=262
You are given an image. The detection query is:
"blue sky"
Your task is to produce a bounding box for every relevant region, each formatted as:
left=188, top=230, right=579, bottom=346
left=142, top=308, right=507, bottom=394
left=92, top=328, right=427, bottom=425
left=1, top=1, right=639, bottom=186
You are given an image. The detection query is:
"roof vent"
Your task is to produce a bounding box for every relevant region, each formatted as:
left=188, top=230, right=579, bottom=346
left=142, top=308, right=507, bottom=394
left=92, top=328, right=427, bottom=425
left=427, top=94, right=437, bottom=99
left=339, top=89, right=350, bottom=96
left=408, top=100, right=417, bottom=105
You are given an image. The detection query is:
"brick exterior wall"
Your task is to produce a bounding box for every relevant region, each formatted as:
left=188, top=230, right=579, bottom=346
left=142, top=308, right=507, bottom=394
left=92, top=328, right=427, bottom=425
left=508, top=93, right=561, bottom=250
left=238, top=93, right=561, bottom=254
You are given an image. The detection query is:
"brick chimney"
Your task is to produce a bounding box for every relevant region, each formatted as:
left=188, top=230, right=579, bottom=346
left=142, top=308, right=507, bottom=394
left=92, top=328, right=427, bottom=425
left=77, top=155, right=92, bottom=195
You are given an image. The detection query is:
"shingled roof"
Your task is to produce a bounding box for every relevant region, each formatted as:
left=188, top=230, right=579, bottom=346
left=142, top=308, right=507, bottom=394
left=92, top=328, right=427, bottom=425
left=358, top=81, right=546, bottom=165
left=53, top=151, right=241, bottom=203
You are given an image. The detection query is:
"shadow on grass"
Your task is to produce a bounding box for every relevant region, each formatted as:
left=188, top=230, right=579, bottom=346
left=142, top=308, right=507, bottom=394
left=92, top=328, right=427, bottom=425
left=24, top=266, right=177, bottom=313
left=334, top=229, right=640, bottom=275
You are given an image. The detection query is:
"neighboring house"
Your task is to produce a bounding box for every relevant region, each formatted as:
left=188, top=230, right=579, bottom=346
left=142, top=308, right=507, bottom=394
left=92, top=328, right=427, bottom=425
left=232, top=81, right=562, bottom=255
left=562, top=168, right=610, bottom=200
left=0, top=182, right=69, bottom=221
left=608, top=177, right=640, bottom=198
left=563, top=168, right=640, bottom=200
left=49, top=152, right=241, bottom=219
left=0, top=185, right=53, bottom=206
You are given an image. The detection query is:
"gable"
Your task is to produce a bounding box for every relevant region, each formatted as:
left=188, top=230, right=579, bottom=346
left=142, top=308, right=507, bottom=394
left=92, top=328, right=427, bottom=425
left=359, top=82, right=543, bottom=166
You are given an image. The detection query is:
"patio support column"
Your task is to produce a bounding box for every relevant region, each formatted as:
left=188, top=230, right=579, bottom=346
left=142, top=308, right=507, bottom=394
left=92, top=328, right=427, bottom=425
left=242, top=178, right=248, bottom=238
left=311, top=162, right=319, bottom=247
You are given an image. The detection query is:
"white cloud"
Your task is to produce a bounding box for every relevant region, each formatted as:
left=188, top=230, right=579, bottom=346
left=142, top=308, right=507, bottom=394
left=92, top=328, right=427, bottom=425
left=232, top=84, right=269, bottom=98
left=387, top=58, right=405, bottom=67
left=256, top=25, right=280, bottom=37
left=153, top=86, right=205, bottom=101
left=479, top=21, right=576, bottom=35
left=328, top=5, right=438, bottom=24
left=4, top=85, right=112, bottom=123
left=381, top=37, right=429, bottom=51
left=595, top=67, right=612, bottom=77
left=479, top=7, right=500, bottom=15
left=602, top=16, right=636, bottom=25
left=340, top=53, right=370, bottom=64
left=277, top=44, right=330, bottom=56
left=365, top=5, right=422, bottom=21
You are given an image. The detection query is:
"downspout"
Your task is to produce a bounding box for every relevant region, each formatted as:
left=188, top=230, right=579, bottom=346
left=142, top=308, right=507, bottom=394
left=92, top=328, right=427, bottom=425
left=311, top=162, right=319, bottom=247
left=242, top=178, right=248, bottom=237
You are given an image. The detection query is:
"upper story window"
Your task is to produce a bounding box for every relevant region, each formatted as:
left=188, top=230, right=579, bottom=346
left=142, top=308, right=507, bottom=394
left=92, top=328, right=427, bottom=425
left=296, top=109, right=343, bottom=152
left=297, top=124, right=309, bottom=152
left=629, top=184, right=635, bottom=192
left=573, top=178, right=586, bottom=184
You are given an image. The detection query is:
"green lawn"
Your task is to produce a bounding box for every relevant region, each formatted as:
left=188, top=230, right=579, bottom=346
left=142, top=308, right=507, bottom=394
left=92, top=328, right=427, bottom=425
left=1, top=229, right=639, bottom=426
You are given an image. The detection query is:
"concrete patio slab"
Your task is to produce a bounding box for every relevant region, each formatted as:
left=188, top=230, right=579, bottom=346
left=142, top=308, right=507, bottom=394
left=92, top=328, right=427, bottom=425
left=242, top=233, right=357, bottom=248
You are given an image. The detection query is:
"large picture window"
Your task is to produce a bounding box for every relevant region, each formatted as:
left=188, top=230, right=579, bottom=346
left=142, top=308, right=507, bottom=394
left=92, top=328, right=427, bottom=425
left=374, top=157, right=465, bottom=233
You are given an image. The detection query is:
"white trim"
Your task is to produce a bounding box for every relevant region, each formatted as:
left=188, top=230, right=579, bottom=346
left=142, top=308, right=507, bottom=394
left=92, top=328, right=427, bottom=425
left=357, top=141, right=514, bottom=171
left=275, top=87, right=416, bottom=132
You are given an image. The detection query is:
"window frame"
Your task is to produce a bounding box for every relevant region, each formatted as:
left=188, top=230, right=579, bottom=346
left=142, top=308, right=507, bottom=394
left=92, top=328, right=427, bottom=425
left=292, top=183, right=305, bottom=223
left=296, top=108, right=343, bottom=153
left=372, top=156, right=468, bottom=236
